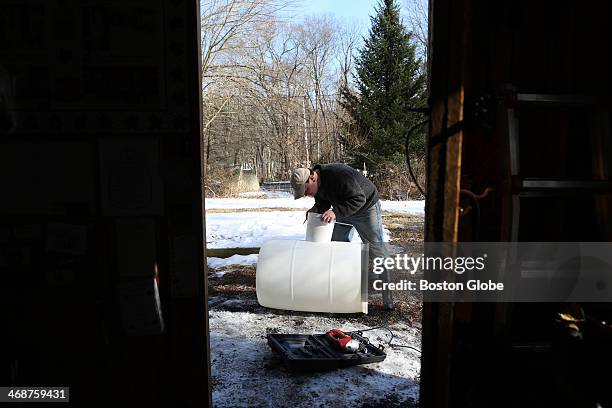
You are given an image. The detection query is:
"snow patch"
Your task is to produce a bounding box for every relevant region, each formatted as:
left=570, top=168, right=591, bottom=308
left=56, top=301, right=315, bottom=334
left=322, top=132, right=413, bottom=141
left=207, top=254, right=259, bottom=268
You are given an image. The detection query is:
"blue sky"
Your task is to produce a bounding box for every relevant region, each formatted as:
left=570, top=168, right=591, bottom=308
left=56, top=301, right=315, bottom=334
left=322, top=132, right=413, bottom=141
left=301, top=0, right=379, bottom=25
left=299, top=0, right=380, bottom=42
left=297, top=0, right=426, bottom=43
left=298, top=0, right=428, bottom=59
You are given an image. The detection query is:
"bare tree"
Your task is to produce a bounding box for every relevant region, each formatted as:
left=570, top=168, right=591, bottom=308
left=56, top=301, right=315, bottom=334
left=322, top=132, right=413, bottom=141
left=200, top=0, right=295, bottom=82
left=200, top=0, right=297, bottom=132
left=403, top=0, right=429, bottom=64
left=200, top=0, right=291, bottom=169
left=336, top=21, right=361, bottom=88
left=297, top=16, right=338, bottom=162
left=202, top=6, right=398, bottom=184
left=333, top=21, right=362, bottom=160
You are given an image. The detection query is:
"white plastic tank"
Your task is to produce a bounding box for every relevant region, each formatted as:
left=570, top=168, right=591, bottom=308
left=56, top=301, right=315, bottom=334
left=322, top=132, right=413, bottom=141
left=256, top=240, right=368, bottom=314
left=305, top=213, right=335, bottom=242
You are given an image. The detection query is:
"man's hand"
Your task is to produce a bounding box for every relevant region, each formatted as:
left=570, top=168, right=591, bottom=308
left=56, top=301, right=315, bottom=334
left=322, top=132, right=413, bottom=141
left=321, top=209, right=336, bottom=223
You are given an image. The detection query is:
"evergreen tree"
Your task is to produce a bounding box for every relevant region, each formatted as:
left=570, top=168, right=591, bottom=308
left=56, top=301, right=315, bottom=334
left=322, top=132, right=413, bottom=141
left=340, top=0, right=426, bottom=172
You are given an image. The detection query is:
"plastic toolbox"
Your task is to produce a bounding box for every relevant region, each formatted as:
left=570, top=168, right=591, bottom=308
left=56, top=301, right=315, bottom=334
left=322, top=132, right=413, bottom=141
left=267, top=331, right=387, bottom=371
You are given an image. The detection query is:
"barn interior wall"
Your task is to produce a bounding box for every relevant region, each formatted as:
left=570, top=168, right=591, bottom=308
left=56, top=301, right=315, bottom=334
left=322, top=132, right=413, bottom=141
left=423, top=1, right=612, bottom=407
left=1, top=1, right=210, bottom=406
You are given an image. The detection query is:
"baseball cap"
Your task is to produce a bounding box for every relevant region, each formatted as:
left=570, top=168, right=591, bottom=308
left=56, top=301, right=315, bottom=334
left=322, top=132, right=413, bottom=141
left=290, top=167, right=310, bottom=199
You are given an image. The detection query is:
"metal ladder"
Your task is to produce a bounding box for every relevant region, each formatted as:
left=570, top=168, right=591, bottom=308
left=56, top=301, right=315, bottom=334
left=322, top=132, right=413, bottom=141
left=505, top=90, right=612, bottom=241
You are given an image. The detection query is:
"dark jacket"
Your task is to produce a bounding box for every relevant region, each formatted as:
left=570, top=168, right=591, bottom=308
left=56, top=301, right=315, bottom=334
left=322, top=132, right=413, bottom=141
left=313, top=163, right=379, bottom=219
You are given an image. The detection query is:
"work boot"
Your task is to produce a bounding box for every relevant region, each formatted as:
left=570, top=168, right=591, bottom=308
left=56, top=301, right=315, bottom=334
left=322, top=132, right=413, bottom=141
left=367, top=270, right=394, bottom=310
left=383, top=288, right=394, bottom=310
left=381, top=268, right=394, bottom=310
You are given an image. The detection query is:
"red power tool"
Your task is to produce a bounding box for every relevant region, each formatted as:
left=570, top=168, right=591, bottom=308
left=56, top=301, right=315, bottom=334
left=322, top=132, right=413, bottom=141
left=328, top=329, right=361, bottom=353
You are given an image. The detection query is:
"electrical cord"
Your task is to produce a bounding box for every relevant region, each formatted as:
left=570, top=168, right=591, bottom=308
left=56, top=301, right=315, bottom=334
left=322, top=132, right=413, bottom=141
left=459, top=187, right=493, bottom=241
left=347, top=326, right=422, bottom=354
left=405, top=119, right=429, bottom=198
left=460, top=189, right=482, bottom=241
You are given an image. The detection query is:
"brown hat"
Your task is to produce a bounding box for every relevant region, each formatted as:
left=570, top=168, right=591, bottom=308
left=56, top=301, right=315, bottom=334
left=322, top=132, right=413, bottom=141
left=290, top=167, right=310, bottom=199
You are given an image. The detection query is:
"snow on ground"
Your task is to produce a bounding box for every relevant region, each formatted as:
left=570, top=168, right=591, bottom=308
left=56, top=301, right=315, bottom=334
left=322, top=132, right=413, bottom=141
left=209, top=309, right=421, bottom=408
left=206, top=196, right=425, bottom=214
left=239, top=191, right=293, bottom=198
left=381, top=200, right=425, bottom=214
left=206, top=210, right=391, bottom=248
left=207, top=254, right=259, bottom=276
left=206, top=211, right=308, bottom=248
left=206, top=196, right=315, bottom=210
left=204, top=194, right=420, bottom=248
left=208, top=254, right=259, bottom=268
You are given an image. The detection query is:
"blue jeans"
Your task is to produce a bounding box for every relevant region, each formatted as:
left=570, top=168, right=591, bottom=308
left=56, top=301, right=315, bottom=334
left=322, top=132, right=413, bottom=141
left=331, top=201, right=394, bottom=308
left=332, top=201, right=388, bottom=258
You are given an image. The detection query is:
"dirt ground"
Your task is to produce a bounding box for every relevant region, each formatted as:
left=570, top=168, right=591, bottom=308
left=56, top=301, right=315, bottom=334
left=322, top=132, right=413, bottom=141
left=208, top=211, right=424, bottom=408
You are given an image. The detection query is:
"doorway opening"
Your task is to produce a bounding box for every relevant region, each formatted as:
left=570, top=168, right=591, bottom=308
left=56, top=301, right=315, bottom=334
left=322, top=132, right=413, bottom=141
left=200, top=1, right=429, bottom=406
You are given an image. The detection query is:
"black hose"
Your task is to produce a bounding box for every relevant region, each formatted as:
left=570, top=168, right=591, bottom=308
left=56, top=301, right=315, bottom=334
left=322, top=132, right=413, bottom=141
left=459, top=189, right=481, bottom=241
left=347, top=326, right=422, bottom=354
left=405, top=119, right=429, bottom=198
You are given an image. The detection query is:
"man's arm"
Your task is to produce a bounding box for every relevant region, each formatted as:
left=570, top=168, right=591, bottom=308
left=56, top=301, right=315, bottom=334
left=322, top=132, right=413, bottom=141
left=314, top=196, right=331, bottom=213
left=305, top=204, right=319, bottom=222
left=331, top=177, right=366, bottom=219
left=307, top=197, right=331, bottom=222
